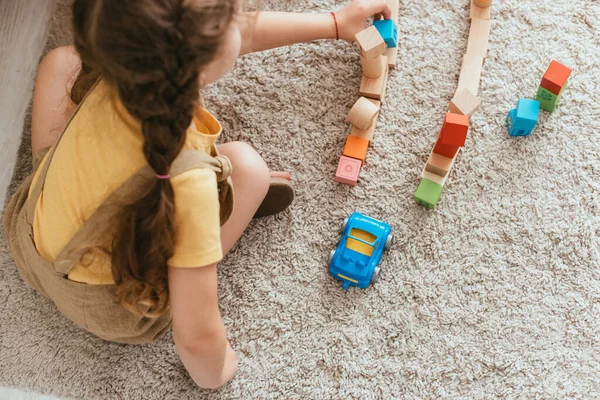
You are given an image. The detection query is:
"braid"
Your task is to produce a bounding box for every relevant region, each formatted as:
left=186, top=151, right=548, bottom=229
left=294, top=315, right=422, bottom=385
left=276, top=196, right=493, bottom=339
left=72, top=0, right=238, bottom=316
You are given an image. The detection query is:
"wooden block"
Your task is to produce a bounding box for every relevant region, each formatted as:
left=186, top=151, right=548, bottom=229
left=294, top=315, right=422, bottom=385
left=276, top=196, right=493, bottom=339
left=350, top=99, right=381, bottom=141
left=470, top=0, right=491, bottom=20
left=457, top=54, right=484, bottom=96
left=343, top=136, right=370, bottom=164
left=360, top=57, right=389, bottom=101
left=335, top=156, right=361, bottom=186
left=466, top=19, right=492, bottom=57
left=440, top=113, right=469, bottom=147
left=360, top=53, right=386, bottom=79
left=386, top=0, right=399, bottom=68
left=540, top=60, right=573, bottom=95
left=425, top=152, right=453, bottom=178
left=421, top=147, right=461, bottom=187
left=386, top=47, right=398, bottom=69
left=355, top=26, right=387, bottom=60
left=449, top=88, right=481, bottom=117
left=474, top=0, right=492, bottom=7
left=347, top=97, right=380, bottom=130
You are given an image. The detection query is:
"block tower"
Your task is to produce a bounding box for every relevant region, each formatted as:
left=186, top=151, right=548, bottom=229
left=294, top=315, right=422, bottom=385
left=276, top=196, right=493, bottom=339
left=536, top=60, right=572, bottom=113
left=414, top=0, right=493, bottom=209
left=335, top=0, right=400, bottom=186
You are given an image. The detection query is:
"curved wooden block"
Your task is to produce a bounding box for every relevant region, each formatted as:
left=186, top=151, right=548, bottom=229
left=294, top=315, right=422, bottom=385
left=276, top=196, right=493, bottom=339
left=473, top=0, right=492, bottom=7
left=360, top=53, right=385, bottom=79
left=347, top=97, right=380, bottom=130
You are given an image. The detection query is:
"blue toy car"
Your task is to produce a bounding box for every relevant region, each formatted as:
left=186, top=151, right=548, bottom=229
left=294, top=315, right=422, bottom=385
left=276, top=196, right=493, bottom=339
left=328, top=212, right=392, bottom=290
left=507, top=98, right=540, bottom=136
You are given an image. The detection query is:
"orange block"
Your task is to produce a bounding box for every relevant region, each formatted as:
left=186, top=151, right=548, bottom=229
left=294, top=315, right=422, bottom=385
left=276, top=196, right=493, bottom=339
left=540, top=60, right=572, bottom=96
left=343, top=136, right=370, bottom=164
left=440, top=113, right=469, bottom=147
left=433, top=129, right=460, bottom=158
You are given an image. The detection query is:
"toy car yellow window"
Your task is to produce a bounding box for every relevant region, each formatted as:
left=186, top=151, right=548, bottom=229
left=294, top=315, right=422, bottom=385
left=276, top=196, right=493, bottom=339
left=346, top=229, right=376, bottom=257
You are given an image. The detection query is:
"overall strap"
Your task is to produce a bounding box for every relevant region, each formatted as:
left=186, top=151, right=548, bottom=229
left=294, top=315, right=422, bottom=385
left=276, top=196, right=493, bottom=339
left=52, top=149, right=232, bottom=276
left=26, top=80, right=101, bottom=226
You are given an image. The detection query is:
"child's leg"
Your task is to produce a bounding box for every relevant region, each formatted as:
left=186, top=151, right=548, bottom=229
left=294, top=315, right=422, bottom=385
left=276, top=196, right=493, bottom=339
left=216, top=142, right=271, bottom=254
left=31, top=46, right=81, bottom=155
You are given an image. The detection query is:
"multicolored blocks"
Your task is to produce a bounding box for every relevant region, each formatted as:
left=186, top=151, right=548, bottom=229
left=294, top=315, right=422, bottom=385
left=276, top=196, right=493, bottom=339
left=536, top=60, right=572, bottom=112
left=507, top=98, right=540, bottom=137
left=373, top=19, right=398, bottom=48
left=415, top=112, right=470, bottom=209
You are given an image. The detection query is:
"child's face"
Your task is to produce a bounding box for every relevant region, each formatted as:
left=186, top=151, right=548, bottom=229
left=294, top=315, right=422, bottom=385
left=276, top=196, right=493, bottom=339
left=199, top=22, right=241, bottom=86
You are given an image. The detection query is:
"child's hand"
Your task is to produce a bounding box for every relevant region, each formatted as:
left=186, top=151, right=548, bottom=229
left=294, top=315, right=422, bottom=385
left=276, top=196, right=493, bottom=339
left=335, top=0, right=393, bottom=42
left=220, top=341, right=238, bottom=386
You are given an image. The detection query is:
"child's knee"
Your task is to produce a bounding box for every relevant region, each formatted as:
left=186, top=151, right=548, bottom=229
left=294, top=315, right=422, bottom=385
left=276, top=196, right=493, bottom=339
left=227, top=142, right=270, bottom=191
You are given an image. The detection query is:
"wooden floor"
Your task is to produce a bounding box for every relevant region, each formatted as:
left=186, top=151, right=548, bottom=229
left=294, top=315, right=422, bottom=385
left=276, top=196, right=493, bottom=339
left=0, top=0, right=55, bottom=208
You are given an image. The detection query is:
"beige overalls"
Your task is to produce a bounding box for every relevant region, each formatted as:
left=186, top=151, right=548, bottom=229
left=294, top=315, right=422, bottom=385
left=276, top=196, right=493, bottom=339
left=3, top=96, right=234, bottom=344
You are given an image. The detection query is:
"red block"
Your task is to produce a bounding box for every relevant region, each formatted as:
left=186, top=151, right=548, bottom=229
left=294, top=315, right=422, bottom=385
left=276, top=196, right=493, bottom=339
left=440, top=113, right=469, bottom=147
left=433, top=129, right=460, bottom=158
left=540, top=60, right=572, bottom=96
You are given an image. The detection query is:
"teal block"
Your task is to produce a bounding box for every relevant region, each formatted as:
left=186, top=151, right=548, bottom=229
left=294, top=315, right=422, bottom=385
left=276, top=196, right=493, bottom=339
left=537, top=86, right=560, bottom=112
left=373, top=19, right=398, bottom=48
left=414, top=178, right=443, bottom=209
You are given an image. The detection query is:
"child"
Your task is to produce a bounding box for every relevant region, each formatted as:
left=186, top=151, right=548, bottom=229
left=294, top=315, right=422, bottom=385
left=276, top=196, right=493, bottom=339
left=3, top=0, right=392, bottom=389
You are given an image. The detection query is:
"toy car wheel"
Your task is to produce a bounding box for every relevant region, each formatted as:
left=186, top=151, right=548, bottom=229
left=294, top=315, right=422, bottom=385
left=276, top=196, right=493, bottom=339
left=371, top=266, right=381, bottom=283
left=341, top=217, right=349, bottom=233
left=384, top=234, right=393, bottom=251
left=328, top=249, right=336, bottom=266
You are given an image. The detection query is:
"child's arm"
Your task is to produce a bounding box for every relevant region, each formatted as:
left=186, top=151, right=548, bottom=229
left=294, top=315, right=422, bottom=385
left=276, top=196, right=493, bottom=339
left=239, top=0, right=392, bottom=55
left=168, top=264, right=238, bottom=389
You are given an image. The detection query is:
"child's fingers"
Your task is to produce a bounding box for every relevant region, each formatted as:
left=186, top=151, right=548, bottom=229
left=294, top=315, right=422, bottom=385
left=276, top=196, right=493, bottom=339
left=366, top=0, right=392, bottom=20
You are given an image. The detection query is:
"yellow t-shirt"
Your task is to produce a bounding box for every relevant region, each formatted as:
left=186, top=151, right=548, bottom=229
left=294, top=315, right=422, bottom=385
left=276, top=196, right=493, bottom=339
left=30, top=80, right=224, bottom=285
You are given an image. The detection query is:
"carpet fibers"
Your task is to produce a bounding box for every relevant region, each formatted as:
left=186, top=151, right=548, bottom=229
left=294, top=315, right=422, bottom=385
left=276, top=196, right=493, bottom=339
left=1, top=0, right=600, bottom=398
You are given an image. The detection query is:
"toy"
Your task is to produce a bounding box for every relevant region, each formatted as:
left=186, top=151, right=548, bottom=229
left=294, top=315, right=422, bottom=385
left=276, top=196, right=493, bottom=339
left=440, top=113, right=469, bottom=147
left=473, top=0, right=492, bottom=8
left=360, top=57, right=389, bottom=101
left=536, top=60, right=572, bottom=112
left=457, top=54, right=484, bottom=96
left=425, top=152, right=454, bottom=178
left=384, top=0, right=400, bottom=68
left=449, top=88, right=481, bottom=117
left=355, top=26, right=387, bottom=59
left=343, top=136, right=370, bottom=164
left=415, top=3, right=493, bottom=208
left=337, top=15, right=398, bottom=185
left=335, top=156, right=361, bottom=185
left=347, top=97, right=380, bottom=130
left=540, top=60, right=572, bottom=95
left=360, top=53, right=386, bottom=78
left=507, top=98, right=540, bottom=137
left=414, top=178, right=444, bottom=209
left=470, top=0, right=491, bottom=20
left=466, top=19, right=492, bottom=57
left=328, top=212, right=392, bottom=290
left=373, top=19, right=398, bottom=48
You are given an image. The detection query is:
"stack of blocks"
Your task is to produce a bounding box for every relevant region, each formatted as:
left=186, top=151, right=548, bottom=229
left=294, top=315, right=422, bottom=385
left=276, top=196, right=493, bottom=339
left=414, top=0, right=492, bottom=209
left=506, top=60, right=572, bottom=137
left=537, top=60, right=572, bottom=113
left=335, top=8, right=399, bottom=186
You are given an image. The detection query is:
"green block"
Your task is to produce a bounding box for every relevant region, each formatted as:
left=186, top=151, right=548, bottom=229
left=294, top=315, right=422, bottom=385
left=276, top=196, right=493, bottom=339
left=414, top=178, right=443, bottom=209
left=536, top=86, right=560, bottom=112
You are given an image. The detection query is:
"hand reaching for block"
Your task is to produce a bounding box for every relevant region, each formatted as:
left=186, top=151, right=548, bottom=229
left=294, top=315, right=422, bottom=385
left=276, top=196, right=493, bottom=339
left=334, top=0, right=392, bottom=42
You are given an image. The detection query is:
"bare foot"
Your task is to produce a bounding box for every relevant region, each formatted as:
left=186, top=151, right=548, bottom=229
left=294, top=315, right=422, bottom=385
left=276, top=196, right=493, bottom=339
left=270, top=171, right=291, bottom=180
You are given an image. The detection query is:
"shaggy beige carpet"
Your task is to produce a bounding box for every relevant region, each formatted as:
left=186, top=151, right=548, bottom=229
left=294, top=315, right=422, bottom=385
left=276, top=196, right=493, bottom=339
left=2, top=0, right=600, bottom=398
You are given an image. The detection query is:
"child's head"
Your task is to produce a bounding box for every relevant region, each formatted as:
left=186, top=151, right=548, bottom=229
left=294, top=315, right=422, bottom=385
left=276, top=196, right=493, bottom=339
left=70, top=0, right=240, bottom=316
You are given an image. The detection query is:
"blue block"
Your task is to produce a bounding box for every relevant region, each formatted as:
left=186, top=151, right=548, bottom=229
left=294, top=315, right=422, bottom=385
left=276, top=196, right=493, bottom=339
left=373, top=19, right=398, bottom=48
left=507, top=98, right=540, bottom=137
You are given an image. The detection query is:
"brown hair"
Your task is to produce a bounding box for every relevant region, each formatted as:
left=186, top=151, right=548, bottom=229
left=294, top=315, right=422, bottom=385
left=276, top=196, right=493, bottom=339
left=70, top=0, right=238, bottom=317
